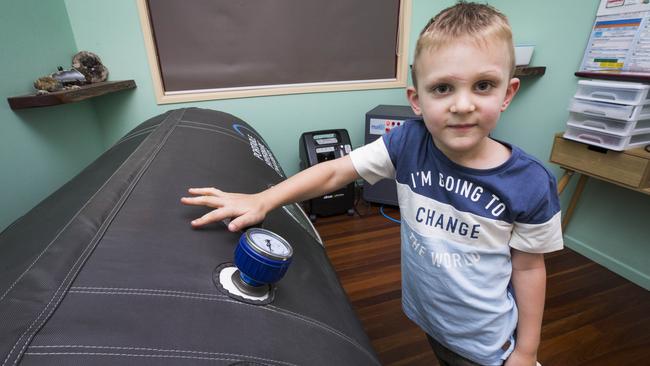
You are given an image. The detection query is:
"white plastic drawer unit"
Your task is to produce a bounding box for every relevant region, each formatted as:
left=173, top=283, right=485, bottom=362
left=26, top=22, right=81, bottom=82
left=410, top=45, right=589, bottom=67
left=574, top=80, right=650, bottom=105
left=564, top=125, right=650, bottom=151
left=566, top=112, right=650, bottom=136
left=569, top=98, right=650, bottom=121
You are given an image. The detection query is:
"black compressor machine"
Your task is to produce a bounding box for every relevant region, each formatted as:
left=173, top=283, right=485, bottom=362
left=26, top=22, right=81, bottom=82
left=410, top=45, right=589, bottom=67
left=298, top=129, right=355, bottom=221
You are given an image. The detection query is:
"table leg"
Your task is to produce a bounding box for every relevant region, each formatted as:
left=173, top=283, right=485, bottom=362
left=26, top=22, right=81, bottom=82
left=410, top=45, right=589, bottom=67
left=557, top=169, right=575, bottom=195
left=562, top=174, right=589, bottom=232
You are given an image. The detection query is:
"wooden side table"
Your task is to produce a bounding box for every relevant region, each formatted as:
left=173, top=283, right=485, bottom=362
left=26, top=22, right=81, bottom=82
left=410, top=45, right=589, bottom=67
left=549, top=133, right=650, bottom=231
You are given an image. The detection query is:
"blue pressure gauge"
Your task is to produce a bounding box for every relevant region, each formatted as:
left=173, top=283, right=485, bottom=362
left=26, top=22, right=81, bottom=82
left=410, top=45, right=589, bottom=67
left=232, top=228, right=293, bottom=296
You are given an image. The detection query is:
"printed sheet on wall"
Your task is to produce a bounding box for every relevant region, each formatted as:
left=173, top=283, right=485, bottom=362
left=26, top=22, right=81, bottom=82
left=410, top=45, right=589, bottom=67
left=580, top=0, right=650, bottom=74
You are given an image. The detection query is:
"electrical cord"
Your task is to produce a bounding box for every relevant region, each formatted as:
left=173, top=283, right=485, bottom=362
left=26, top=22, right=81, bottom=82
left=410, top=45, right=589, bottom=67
left=352, top=180, right=362, bottom=215
left=353, top=180, right=399, bottom=223
left=380, top=205, right=401, bottom=224
left=352, top=180, right=372, bottom=217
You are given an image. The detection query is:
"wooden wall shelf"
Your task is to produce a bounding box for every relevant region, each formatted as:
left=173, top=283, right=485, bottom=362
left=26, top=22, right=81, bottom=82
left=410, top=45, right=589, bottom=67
left=574, top=71, right=650, bottom=82
left=514, top=66, right=546, bottom=77
left=7, top=80, right=136, bottom=110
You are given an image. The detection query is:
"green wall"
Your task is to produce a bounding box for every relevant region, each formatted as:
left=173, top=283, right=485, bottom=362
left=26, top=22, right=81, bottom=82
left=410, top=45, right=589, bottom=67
left=2, top=0, right=648, bottom=289
left=492, top=0, right=650, bottom=290
left=0, top=0, right=104, bottom=231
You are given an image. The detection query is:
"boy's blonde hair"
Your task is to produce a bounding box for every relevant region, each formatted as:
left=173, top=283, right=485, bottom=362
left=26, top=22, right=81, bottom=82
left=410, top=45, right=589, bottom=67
left=411, top=2, right=515, bottom=89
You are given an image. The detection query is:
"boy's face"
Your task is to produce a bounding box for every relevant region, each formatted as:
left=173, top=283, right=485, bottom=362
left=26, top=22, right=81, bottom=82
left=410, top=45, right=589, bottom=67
left=407, top=38, right=520, bottom=160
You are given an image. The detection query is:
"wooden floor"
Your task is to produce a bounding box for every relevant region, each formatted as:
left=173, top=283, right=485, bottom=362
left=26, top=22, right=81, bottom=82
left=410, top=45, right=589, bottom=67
left=313, top=204, right=650, bottom=366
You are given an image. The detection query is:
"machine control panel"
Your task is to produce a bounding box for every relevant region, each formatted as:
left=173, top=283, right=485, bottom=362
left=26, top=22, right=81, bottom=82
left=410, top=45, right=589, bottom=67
left=313, top=133, right=339, bottom=145
left=363, top=105, right=418, bottom=207
left=369, top=118, right=405, bottom=136
left=310, top=133, right=351, bottom=163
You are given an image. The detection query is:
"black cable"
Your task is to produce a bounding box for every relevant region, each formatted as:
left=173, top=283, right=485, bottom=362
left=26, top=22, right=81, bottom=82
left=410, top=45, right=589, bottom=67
left=352, top=180, right=372, bottom=217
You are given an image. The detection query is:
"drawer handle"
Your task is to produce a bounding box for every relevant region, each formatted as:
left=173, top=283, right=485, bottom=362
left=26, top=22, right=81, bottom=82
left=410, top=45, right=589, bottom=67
left=578, top=133, right=604, bottom=144
left=582, top=109, right=607, bottom=116
left=589, top=91, right=618, bottom=101
left=582, top=121, right=608, bottom=130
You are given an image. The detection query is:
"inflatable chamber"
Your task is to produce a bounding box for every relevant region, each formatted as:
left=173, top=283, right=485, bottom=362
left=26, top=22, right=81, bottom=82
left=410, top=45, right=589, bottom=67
left=0, top=108, right=380, bottom=365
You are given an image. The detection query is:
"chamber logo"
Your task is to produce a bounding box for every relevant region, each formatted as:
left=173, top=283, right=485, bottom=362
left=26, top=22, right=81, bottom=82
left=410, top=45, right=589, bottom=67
left=232, top=123, right=283, bottom=177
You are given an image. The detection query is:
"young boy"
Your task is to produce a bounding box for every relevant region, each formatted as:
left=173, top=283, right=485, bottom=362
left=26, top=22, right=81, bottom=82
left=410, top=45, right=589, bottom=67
left=181, top=2, right=563, bottom=365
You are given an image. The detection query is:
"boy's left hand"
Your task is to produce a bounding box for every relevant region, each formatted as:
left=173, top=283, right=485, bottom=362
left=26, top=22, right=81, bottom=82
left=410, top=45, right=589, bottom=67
left=180, top=187, right=269, bottom=232
left=504, top=348, right=537, bottom=366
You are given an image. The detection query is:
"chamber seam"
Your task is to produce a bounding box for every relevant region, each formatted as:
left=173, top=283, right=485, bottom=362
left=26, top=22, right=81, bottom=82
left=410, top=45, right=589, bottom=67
left=64, top=288, right=379, bottom=365
left=23, top=352, right=243, bottom=362
left=27, top=345, right=296, bottom=366
left=70, top=286, right=223, bottom=298
left=2, top=109, right=186, bottom=366
left=0, top=119, right=157, bottom=304
left=177, top=124, right=249, bottom=145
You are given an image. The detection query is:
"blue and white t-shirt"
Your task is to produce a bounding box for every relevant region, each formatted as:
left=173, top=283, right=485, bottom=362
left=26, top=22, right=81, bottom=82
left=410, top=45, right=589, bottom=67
left=350, top=120, right=563, bottom=365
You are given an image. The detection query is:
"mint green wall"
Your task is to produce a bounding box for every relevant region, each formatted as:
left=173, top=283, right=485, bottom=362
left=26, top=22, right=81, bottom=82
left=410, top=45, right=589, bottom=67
left=0, top=1, right=104, bottom=231
left=492, top=0, right=649, bottom=290
left=5, top=1, right=647, bottom=288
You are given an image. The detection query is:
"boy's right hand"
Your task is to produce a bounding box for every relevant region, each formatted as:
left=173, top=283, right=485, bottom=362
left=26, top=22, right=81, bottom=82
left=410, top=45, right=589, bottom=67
left=180, top=187, right=269, bottom=232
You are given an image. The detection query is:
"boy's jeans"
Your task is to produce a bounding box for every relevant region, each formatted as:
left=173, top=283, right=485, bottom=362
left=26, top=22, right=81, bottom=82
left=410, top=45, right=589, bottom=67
left=426, top=334, right=483, bottom=366
left=426, top=335, right=543, bottom=366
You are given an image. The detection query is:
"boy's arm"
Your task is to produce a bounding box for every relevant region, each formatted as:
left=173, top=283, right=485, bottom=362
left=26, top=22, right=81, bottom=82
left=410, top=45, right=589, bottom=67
left=506, top=248, right=546, bottom=366
left=181, top=155, right=361, bottom=231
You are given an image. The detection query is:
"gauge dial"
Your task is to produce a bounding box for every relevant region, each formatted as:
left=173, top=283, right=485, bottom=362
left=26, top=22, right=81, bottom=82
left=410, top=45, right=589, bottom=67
left=234, top=228, right=294, bottom=288
left=246, top=228, right=293, bottom=260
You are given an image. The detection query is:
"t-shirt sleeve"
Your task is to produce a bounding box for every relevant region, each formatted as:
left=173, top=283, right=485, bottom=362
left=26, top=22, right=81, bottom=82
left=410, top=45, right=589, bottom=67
left=349, top=136, right=395, bottom=185
left=509, top=173, right=564, bottom=253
